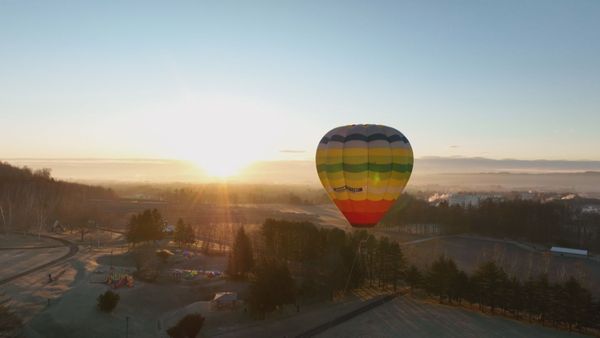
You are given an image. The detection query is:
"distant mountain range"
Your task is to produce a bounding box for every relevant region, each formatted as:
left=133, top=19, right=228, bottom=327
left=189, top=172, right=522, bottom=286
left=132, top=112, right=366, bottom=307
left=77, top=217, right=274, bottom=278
left=3, top=157, right=600, bottom=193
left=415, top=157, right=600, bottom=174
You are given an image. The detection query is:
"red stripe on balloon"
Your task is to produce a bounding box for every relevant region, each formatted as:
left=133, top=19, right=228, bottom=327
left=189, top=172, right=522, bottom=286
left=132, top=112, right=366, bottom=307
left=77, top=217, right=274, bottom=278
left=341, top=211, right=386, bottom=227
left=333, top=199, right=396, bottom=213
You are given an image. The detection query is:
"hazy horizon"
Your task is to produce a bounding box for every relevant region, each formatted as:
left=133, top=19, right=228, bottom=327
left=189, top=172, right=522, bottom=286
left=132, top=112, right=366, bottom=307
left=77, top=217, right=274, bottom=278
left=5, top=157, right=600, bottom=194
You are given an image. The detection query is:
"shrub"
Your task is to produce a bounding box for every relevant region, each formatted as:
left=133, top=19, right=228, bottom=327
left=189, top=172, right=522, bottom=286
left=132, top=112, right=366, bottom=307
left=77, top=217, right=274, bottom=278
left=0, top=304, right=22, bottom=336
left=97, top=290, right=120, bottom=313
left=167, top=313, right=205, bottom=338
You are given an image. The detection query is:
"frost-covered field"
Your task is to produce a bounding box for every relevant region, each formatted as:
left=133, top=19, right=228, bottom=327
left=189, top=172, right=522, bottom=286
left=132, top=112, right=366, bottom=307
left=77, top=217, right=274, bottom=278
left=319, top=296, right=584, bottom=338
left=403, top=236, right=600, bottom=296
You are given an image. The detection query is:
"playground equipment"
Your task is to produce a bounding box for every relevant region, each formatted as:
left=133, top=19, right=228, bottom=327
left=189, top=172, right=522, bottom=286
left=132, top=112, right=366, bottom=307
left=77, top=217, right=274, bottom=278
left=106, top=270, right=134, bottom=289
left=170, top=269, right=223, bottom=281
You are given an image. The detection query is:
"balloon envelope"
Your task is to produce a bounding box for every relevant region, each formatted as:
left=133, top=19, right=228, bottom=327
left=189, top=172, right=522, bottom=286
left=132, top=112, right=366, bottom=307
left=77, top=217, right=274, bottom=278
left=316, top=124, right=413, bottom=228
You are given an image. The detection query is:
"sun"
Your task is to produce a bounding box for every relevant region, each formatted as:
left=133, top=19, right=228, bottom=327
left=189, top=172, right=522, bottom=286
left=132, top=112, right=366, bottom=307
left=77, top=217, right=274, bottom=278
left=186, top=145, right=255, bottom=179
left=199, top=159, right=246, bottom=178
left=150, top=93, right=284, bottom=178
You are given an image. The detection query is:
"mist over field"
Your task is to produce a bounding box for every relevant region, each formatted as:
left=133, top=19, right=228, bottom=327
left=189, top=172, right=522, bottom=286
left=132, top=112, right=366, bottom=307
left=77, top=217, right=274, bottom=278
left=6, top=158, right=600, bottom=193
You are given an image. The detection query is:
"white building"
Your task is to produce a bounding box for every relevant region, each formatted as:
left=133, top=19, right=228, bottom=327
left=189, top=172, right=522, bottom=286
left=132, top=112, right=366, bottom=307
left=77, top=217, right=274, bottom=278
left=550, top=246, right=588, bottom=258
left=448, top=194, right=480, bottom=208
left=163, top=224, right=176, bottom=233
left=212, top=292, right=238, bottom=309
left=582, top=205, right=600, bottom=214
left=518, top=191, right=537, bottom=201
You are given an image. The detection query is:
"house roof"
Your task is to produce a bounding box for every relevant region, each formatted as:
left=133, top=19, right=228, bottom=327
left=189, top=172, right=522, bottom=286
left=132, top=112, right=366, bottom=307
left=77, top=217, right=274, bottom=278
left=550, top=246, right=588, bottom=256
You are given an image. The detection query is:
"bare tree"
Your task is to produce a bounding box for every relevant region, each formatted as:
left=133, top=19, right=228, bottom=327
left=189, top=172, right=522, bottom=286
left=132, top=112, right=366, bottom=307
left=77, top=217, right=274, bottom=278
left=0, top=205, right=6, bottom=234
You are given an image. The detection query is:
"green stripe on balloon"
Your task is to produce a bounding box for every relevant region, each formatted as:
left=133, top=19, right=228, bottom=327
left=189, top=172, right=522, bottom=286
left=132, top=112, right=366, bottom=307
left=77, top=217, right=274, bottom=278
left=316, top=163, right=413, bottom=173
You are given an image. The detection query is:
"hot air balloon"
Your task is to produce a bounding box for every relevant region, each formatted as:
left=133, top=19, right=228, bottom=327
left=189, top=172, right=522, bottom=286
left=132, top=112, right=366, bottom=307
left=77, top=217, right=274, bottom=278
left=316, top=124, right=413, bottom=228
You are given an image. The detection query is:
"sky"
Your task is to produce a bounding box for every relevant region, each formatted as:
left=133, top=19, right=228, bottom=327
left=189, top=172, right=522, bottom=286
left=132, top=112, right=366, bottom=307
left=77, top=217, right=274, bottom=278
left=1, top=0, right=600, bottom=176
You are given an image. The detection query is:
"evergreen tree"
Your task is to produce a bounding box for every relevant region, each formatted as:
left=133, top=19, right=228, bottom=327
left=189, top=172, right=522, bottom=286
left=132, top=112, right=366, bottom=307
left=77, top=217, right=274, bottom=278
left=126, top=209, right=164, bottom=244
left=425, top=255, right=460, bottom=303
left=533, top=274, right=551, bottom=323
left=174, top=218, right=195, bottom=246
left=505, top=276, right=525, bottom=317
left=174, top=218, right=186, bottom=246
left=247, top=259, right=295, bottom=318
left=227, top=227, right=254, bottom=279
left=185, top=224, right=196, bottom=245
left=405, top=265, right=422, bottom=291
left=388, top=242, right=405, bottom=291
left=472, top=261, right=508, bottom=313
left=561, top=277, right=593, bottom=331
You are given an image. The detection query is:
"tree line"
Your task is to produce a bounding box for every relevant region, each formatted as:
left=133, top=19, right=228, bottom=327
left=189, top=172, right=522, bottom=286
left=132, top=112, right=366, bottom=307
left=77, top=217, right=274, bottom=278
left=0, top=162, right=115, bottom=234
left=125, top=208, right=165, bottom=245
left=229, top=219, right=599, bottom=333
left=126, top=184, right=329, bottom=206
left=229, top=219, right=406, bottom=317
left=382, top=195, right=600, bottom=250
left=407, top=257, right=599, bottom=332
left=125, top=210, right=197, bottom=247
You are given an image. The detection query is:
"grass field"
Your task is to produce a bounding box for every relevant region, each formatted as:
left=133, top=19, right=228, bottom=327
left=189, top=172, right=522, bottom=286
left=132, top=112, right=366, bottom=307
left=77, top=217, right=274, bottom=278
left=0, top=234, right=69, bottom=281
left=402, top=236, right=600, bottom=296
left=319, top=296, right=586, bottom=338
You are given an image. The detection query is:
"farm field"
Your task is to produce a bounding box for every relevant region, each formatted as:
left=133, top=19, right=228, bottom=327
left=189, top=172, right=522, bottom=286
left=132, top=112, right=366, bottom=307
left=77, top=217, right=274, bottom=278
left=402, top=236, right=600, bottom=296
left=0, top=234, right=69, bottom=281
left=318, top=296, right=586, bottom=338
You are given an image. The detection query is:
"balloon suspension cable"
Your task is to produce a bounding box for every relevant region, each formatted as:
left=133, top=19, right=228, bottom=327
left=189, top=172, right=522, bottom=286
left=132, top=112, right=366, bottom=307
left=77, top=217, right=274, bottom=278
left=343, top=239, right=367, bottom=295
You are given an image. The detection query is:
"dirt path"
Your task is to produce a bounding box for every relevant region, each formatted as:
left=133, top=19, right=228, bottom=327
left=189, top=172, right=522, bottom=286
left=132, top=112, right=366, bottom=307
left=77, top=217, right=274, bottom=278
left=0, top=234, right=78, bottom=286
left=0, top=245, right=64, bottom=250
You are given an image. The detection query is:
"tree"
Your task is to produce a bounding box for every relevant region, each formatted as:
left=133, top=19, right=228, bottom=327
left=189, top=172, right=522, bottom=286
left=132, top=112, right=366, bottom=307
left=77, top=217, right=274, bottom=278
left=376, top=237, right=390, bottom=288
left=425, top=255, right=460, bottom=303
left=226, top=227, right=254, bottom=279
left=365, top=234, right=377, bottom=286
left=248, top=259, right=295, bottom=318
left=560, top=277, right=593, bottom=331
left=174, top=218, right=195, bottom=247
left=167, top=313, right=205, bottom=338
left=388, top=242, right=405, bottom=291
left=404, top=265, right=422, bottom=291
left=454, top=270, right=470, bottom=304
left=505, top=276, right=525, bottom=317
left=184, top=224, right=195, bottom=245
left=97, top=290, right=120, bottom=313
left=126, top=209, right=164, bottom=245
left=472, top=261, right=508, bottom=313
left=174, top=218, right=187, bottom=246
left=531, top=274, right=551, bottom=323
